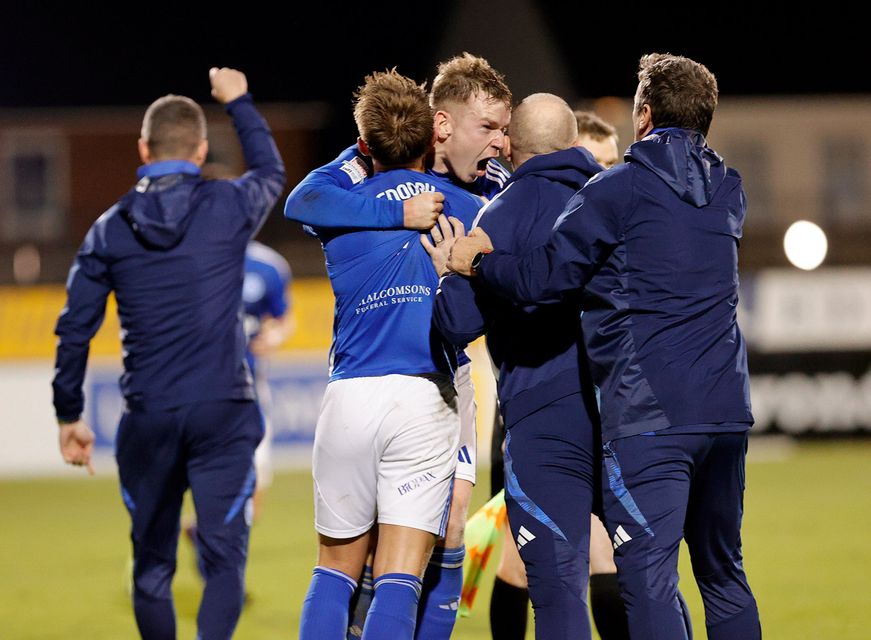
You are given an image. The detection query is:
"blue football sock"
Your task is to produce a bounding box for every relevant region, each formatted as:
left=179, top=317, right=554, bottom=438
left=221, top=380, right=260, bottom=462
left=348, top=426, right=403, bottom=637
left=347, top=564, right=374, bottom=640
left=415, top=545, right=464, bottom=640
left=361, top=572, right=422, bottom=639
left=300, top=566, right=358, bottom=640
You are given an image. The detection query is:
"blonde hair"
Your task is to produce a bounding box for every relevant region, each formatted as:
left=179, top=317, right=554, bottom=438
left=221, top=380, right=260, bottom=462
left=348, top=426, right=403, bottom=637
left=430, top=52, right=512, bottom=110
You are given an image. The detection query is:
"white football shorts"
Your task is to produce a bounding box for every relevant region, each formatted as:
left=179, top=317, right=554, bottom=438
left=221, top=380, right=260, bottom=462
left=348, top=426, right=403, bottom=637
left=312, top=374, right=459, bottom=538
left=454, top=362, right=477, bottom=485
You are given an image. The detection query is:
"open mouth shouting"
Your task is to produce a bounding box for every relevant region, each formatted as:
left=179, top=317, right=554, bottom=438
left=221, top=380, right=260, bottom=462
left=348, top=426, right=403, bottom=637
left=476, top=157, right=492, bottom=177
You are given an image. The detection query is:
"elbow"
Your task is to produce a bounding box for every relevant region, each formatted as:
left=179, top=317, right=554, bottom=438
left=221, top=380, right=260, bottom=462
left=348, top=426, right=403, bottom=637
left=433, top=314, right=483, bottom=346
left=283, top=185, right=314, bottom=222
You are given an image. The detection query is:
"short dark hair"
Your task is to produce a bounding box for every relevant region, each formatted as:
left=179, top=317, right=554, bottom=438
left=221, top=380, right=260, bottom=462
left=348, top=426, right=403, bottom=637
left=431, top=52, right=512, bottom=111
left=353, top=69, right=434, bottom=168
left=635, top=53, right=718, bottom=136
left=574, top=110, right=618, bottom=141
left=140, top=95, right=207, bottom=160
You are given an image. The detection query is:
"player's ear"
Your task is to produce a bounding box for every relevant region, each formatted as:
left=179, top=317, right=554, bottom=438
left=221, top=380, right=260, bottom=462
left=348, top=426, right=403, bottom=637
left=504, top=134, right=512, bottom=165
left=434, top=110, right=452, bottom=142
left=192, top=140, right=209, bottom=167
left=635, top=103, right=653, bottom=140
left=137, top=138, right=152, bottom=164
left=357, top=137, right=371, bottom=157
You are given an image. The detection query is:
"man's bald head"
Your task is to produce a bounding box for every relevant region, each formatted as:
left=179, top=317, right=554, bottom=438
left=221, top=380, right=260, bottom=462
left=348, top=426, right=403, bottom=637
left=508, top=93, right=578, bottom=168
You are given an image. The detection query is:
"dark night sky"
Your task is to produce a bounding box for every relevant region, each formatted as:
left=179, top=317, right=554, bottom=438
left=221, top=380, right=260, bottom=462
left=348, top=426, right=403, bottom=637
left=3, top=3, right=869, bottom=109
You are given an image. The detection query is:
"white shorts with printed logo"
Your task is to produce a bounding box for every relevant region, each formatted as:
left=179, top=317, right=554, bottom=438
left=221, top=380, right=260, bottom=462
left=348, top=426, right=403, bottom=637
left=312, top=374, right=459, bottom=539
left=454, top=362, right=477, bottom=484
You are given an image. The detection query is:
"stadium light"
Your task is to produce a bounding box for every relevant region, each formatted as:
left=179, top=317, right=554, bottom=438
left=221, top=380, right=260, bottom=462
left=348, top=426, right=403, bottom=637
left=783, top=220, right=827, bottom=271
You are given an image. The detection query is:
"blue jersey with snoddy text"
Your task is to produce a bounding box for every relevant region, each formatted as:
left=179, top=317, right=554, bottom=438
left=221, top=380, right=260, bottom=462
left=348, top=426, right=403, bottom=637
left=312, top=168, right=481, bottom=382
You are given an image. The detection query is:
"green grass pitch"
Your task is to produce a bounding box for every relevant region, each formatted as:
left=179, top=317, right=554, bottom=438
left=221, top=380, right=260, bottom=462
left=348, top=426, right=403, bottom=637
left=1, top=439, right=868, bottom=639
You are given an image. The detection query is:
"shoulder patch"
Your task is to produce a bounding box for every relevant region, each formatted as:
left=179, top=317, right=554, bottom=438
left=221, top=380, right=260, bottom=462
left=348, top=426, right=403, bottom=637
left=339, top=157, right=370, bottom=185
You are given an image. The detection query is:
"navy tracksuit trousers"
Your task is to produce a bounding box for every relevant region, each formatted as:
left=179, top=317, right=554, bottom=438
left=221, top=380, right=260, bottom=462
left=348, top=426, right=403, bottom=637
left=115, top=399, right=262, bottom=640
left=601, top=430, right=761, bottom=640
left=503, top=391, right=596, bottom=640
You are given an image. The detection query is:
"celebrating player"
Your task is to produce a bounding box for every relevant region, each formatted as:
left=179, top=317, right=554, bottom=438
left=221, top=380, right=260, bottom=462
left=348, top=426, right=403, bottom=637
left=52, top=67, right=285, bottom=639
left=294, top=69, right=482, bottom=639
left=285, top=53, right=512, bottom=639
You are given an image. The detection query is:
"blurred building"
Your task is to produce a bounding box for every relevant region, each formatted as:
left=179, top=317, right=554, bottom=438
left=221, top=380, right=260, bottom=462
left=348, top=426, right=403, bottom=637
left=0, top=102, right=332, bottom=283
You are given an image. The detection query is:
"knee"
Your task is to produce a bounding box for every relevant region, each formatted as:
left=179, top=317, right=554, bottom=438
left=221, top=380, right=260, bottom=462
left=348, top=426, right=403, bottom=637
left=703, top=594, right=760, bottom=640
left=496, top=542, right=528, bottom=588
left=694, top=564, right=756, bottom=625
left=196, top=530, right=248, bottom=578
left=443, top=480, right=473, bottom=547
left=613, top=544, right=678, bottom=605
left=133, top=554, right=176, bottom=600
left=522, top=540, right=587, bottom=602
left=589, top=517, right=617, bottom=575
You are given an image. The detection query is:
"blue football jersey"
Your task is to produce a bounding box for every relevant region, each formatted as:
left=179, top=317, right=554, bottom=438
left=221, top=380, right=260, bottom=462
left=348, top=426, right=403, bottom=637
left=243, top=241, right=291, bottom=376
left=312, top=169, right=481, bottom=381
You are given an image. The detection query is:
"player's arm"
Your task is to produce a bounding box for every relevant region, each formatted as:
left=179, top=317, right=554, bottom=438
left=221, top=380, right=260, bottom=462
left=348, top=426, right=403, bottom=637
left=52, top=224, right=113, bottom=474
left=250, top=261, right=294, bottom=357
left=249, top=315, right=293, bottom=357
left=450, top=174, right=625, bottom=304
left=432, top=274, right=493, bottom=346
left=210, top=67, right=287, bottom=232
left=284, top=145, right=442, bottom=231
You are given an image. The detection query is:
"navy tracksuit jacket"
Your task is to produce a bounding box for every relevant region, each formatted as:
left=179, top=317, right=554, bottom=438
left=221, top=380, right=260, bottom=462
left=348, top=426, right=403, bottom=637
left=53, top=94, right=285, bottom=419
left=478, top=128, right=760, bottom=639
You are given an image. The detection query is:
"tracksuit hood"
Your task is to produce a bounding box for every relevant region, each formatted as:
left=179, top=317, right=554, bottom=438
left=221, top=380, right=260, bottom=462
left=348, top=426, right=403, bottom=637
left=507, top=146, right=603, bottom=190
left=119, top=160, right=201, bottom=249
left=626, top=128, right=726, bottom=207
